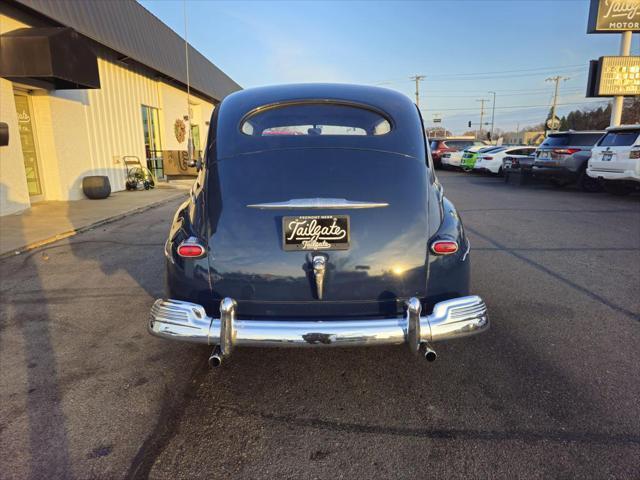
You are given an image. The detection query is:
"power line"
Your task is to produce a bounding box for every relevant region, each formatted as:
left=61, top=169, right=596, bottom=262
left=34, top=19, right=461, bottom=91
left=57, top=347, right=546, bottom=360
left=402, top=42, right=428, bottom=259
left=425, top=64, right=584, bottom=77
left=423, top=89, right=584, bottom=98
left=420, top=99, right=607, bottom=112
left=367, top=63, right=585, bottom=85
left=424, top=69, right=585, bottom=82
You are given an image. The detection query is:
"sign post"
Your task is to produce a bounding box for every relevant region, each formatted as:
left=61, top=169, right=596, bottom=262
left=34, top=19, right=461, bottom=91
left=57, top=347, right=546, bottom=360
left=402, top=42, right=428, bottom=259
left=587, top=0, right=639, bottom=126
left=610, top=31, right=634, bottom=126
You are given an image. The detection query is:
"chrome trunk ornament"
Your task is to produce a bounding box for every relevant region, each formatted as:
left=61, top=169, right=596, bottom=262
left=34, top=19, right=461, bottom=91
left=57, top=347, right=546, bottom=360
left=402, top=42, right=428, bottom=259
left=247, top=198, right=389, bottom=210
left=312, top=255, right=327, bottom=300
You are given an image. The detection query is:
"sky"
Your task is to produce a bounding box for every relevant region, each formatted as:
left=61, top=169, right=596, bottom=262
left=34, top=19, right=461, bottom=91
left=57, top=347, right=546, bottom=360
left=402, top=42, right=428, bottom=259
left=140, top=0, right=639, bottom=135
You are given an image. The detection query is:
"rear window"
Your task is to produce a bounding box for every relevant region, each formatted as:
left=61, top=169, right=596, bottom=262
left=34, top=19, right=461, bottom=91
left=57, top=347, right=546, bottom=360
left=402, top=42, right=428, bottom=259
left=445, top=140, right=474, bottom=149
left=541, top=133, right=603, bottom=147
left=598, top=130, right=640, bottom=147
left=241, top=103, right=391, bottom=136
left=479, top=146, right=502, bottom=153
left=430, top=140, right=441, bottom=150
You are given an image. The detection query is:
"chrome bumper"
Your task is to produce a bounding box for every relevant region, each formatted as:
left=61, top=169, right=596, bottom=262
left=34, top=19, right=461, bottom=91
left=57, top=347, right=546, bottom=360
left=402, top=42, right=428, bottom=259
left=149, top=296, right=488, bottom=364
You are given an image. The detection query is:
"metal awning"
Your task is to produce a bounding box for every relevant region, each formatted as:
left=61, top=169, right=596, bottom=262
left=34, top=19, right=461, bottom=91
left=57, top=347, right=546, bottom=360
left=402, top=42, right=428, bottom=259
left=0, top=27, right=100, bottom=89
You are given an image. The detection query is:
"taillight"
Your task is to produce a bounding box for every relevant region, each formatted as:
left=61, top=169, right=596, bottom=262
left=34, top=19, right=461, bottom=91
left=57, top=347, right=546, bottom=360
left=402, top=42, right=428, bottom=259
left=630, top=148, right=640, bottom=159
left=484, top=156, right=493, bottom=160
left=553, top=148, right=579, bottom=155
left=177, top=238, right=206, bottom=258
left=431, top=240, right=459, bottom=255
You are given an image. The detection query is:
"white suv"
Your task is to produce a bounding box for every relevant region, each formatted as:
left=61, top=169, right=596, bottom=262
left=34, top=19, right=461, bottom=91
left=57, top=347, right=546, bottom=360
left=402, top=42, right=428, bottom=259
left=588, top=125, right=640, bottom=195
left=474, top=146, right=536, bottom=175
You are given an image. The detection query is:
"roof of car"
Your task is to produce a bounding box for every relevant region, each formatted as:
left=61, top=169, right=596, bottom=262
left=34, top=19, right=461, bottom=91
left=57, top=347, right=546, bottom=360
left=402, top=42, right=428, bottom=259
left=549, top=130, right=605, bottom=135
left=604, top=124, right=640, bottom=131
left=215, top=83, right=426, bottom=159
left=222, top=83, right=414, bottom=115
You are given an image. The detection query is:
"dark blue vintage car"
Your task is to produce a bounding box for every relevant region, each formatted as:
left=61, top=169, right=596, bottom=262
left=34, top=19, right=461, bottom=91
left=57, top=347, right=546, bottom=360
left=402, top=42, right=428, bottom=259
left=149, top=84, right=488, bottom=367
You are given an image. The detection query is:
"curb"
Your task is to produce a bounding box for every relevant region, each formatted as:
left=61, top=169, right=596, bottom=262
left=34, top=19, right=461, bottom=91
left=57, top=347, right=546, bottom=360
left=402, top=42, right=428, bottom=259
left=0, top=191, right=186, bottom=260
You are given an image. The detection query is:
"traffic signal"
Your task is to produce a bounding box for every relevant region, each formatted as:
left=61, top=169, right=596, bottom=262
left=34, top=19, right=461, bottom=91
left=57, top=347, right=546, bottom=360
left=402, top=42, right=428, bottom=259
left=468, top=121, right=472, bottom=128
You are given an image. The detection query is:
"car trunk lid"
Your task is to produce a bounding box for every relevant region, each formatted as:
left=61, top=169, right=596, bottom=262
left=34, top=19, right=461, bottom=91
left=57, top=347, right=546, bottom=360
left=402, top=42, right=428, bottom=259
left=205, top=148, right=430, bottom=318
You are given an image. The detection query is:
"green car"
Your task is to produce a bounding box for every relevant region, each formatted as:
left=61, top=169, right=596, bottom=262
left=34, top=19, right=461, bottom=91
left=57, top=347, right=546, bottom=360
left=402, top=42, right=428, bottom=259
left=461, top=146, right=500, bottom=171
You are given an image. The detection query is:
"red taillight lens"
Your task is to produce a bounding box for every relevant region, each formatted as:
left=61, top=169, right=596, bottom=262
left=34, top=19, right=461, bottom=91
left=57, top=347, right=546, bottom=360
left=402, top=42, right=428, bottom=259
left=431, top=240, right=459, bottom=255
left=630, top=149, right=640, bottom=159
left=484, top=156, right=493, bottom=160
left=553, top=148, right=579, bottom=155
left=177, top=242, right=205, bottom=258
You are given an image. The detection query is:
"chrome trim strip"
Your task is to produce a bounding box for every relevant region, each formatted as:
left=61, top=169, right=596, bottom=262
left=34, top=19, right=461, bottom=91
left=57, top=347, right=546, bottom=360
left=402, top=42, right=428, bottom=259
left=149, top=296, right=489, bottom=352
left=246, top=198, right=389, bottom=209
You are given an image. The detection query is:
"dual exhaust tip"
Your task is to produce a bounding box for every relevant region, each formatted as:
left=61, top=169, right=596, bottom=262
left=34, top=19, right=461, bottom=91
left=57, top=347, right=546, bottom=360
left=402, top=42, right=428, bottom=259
left=207, top=344, right=437, bottom=369
left=208, top=345, right=223, bottom=368
left=422, top=344, right=437, bottom=362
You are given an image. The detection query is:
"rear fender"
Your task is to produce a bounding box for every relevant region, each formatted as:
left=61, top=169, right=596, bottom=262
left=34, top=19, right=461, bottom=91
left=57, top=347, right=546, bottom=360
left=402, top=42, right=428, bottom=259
left=165, top=179, right=212, bottom=308
left=425, top=196, right=470, bottom=312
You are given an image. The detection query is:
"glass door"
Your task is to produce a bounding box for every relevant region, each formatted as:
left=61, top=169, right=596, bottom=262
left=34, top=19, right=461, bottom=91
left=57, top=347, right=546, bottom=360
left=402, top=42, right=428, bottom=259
left=14, top=93, right=44, bottom=199
left=190, top=124, right=201, bottom=158
left=141, top=105, right=163, bottom=178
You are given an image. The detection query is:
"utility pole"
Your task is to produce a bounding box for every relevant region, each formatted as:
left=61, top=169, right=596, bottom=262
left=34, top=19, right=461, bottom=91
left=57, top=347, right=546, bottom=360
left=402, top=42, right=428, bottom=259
left=476, top=98, right=488, bottom=140
left=488, top=91, right=496, bottom=142
left=610, top=30, right=632, bottom=126
left=410, top=74, right=426, bottom=109
left=545, top=75, right=568, bottom=131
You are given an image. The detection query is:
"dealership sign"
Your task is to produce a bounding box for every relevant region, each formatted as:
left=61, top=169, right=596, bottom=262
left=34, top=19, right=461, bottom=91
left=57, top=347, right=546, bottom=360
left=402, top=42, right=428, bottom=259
left=586, top=56, right=640, bottom=96
left=587, top=0, right=640, bottom=32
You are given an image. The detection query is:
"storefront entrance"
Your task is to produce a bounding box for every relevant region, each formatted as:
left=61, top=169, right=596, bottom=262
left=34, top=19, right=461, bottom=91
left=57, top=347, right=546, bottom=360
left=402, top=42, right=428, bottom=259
left=141, top=105, right=163, bottom=179
left=14, top=93, right=44, bottom=200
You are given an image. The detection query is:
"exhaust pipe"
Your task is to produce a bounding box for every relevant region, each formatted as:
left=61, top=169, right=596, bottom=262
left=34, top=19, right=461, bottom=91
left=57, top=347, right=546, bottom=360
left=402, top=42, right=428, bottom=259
left=208, top=345, right=222, bottom=368
left=420, top=343, right=437, bottom=362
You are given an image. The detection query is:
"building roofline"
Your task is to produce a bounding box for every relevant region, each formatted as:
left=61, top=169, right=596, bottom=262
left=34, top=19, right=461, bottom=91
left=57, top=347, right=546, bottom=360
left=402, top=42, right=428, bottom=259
left=8, top=0, right=241, bottom=101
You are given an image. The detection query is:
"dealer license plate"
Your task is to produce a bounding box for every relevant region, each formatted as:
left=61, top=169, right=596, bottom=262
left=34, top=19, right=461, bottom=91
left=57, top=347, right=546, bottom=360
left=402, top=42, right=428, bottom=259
left=283, top=215, right=350, bottom=251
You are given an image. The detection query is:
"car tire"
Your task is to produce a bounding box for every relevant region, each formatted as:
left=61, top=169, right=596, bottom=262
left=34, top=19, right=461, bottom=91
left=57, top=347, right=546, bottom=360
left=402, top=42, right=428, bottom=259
left=577, top=169, right=602, bottom=193
left=497, top=166, right=503, bottom=177
left=82, top=176, right=111, bottom=199
left=603, top=182, right=634, bottom=196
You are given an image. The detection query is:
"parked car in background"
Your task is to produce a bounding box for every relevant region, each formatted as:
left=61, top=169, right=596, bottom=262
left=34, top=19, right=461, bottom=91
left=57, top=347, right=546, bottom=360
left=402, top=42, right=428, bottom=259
left=460, top=146, right=505, bottom=171
left=430, top=137, right=484, bottom=168
left=149, top=84, right=489, bottom=367
left=531, top=130, right=605, bottom=191
left=441, top=144, right=487, bottom=169
left=503, top=154, right=536, bottom=184
left=587, top=125, right=640, bottom=196
left=474, top=146, right=536, bottom=175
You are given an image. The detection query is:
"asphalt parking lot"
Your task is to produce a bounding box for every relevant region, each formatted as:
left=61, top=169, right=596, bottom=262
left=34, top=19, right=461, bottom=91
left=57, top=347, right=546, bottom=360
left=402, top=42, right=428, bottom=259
left=1, top=170, right=639, bottom=479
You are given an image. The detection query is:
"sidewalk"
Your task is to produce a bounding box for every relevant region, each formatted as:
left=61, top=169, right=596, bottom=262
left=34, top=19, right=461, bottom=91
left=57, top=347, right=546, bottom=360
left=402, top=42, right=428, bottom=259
left=0, top=186, right=188, bottom=257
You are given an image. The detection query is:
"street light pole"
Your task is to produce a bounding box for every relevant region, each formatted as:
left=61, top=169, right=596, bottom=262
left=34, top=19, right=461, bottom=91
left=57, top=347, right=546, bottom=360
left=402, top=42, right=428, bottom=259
left=610, top=30, right=632, bottom=127
left=488, top=91, right=496, bottom=142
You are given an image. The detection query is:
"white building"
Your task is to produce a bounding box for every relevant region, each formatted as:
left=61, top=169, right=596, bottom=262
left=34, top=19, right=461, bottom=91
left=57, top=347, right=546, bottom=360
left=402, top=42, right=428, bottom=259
left=0, top=0, right=240, bottom=216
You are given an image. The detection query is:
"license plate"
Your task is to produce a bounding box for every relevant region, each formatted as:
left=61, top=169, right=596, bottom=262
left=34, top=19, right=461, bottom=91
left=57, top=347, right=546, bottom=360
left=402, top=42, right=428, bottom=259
left=539, top=151, right=551, bottom=159
left=602, top=152, right=613, bottom=161
left=283, top=215, right=350, bottom=251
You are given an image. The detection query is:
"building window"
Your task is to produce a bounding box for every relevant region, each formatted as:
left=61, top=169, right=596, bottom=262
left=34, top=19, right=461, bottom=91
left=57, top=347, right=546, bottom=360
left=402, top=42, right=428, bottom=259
left=141, top=105, right=163, bottom=178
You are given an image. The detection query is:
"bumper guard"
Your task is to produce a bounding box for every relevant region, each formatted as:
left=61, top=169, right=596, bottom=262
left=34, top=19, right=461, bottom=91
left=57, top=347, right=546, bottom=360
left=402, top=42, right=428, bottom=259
left=149, top=296, right=488, bottom=366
